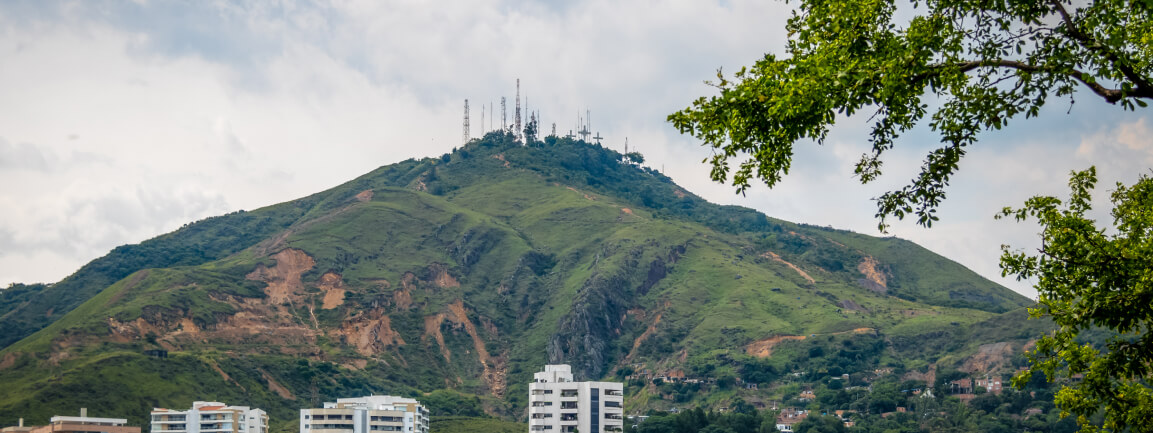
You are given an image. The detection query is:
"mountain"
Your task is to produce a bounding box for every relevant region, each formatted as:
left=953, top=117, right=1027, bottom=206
left=0, top=133, right=1036, bottom=432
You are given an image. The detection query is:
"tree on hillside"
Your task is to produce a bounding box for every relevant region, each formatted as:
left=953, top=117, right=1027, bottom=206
left=668, top=0, right=1152, bottom=430
left=1000, top=167, right=1153, bottom=432
left=668, top=0, right=1152, bottom=230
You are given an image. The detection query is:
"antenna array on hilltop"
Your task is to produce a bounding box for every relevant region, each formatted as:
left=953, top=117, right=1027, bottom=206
left=462, top=99, right=470, bottom=145
left=460, top=79, right=626, bottom=152
left=515, top=79, right=522, bottom=141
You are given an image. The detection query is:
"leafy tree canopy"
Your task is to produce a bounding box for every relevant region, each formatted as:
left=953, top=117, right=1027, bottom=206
left=669, top=0, right=1152, bottom=230
left=1002, top=167, right=1153, bottom=432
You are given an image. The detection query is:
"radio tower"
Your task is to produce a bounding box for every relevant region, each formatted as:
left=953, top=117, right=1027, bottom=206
left=501, top=97, right=507, bottom=133
left=462, top=99, right=470, bottom=145
left=514, top=79, right=522, bottom=141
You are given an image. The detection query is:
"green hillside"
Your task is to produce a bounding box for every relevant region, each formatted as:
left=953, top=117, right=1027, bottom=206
left=0, top=133, right=1036, bottom=430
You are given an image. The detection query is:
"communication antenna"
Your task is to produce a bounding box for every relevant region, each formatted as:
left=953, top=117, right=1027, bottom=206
left=481, top=104, right=485, bottom=135
left=515, top=79, right=522, bottom=141
left=593, top=132, right=603, bottom=145
left=552, top=122, right=557, bottom=137
left=490, top=102, right=494, bottom=133
left=577, top=109, right=591, bottom=142
left=501, top=97, right=507, bottom=133
left=462, top=99, right=470, bottom=145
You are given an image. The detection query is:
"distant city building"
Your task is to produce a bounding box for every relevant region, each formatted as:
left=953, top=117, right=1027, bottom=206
left=299, top=395, right=429, bottom=433
left=151, top=401, right=267, bottom=433
left=528, top=364, right=624, bottom=433
left=2, top=409, right=141, bottom=433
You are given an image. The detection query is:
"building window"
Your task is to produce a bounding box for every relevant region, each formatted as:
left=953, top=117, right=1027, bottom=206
left=561, top=402, right=578, bottom=409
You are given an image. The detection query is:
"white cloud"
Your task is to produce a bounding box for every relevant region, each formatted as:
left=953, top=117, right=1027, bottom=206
left=0, top=0, right=1149, bottom=304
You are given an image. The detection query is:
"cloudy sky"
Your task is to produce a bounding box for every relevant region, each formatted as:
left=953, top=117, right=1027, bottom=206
left=1, top=0, right=1150, bottom=299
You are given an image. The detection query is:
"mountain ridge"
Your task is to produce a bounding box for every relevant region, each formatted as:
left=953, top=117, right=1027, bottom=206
left=0, top=133, right=1035, bottom=431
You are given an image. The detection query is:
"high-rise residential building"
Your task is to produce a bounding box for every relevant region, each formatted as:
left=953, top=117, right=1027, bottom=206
left=528, top=364, right=624, bottom=433
left=2, top=409, right=141, bottom=433
left=298, top=395, right=429, bottom=433
left=151, top=402, right=268, bottom=433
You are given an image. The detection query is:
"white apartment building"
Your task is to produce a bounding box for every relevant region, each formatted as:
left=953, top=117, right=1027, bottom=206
left=528, top=364, right=624, bottom=433
left=151, top=402, right=267, bottom=433
left=299, top=395, right=429, bottom=433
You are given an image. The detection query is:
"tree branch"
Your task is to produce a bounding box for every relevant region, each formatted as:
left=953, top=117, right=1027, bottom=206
left=913, top=59, right=1153, bottom=103
left=1049, top=0, right=1153, bottom=98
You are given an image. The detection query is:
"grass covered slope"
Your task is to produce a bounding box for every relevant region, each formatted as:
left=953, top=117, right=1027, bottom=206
left=0, top=133, right=1033, bottom=429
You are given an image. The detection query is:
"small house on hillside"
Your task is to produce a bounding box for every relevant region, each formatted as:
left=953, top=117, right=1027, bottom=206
left=776, top=408, right=808, bottom=433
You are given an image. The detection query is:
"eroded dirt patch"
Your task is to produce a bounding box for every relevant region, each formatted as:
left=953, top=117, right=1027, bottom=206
left=355, top=189, right=374, bottom=202
left=746, top=335, right=808, bottom=358
left=492, top=153, right=511, bottom=167
left=394, top=273, right=416, bottom=310
left=857, top=256, right=888, bottom=293
left=446, top=300, right=505, bottom=396
left=337, top=310, right=405, bottom=356
left=430, top=264, right=460, bottom=288
left=246, top=249, right=316, bottom=304
left=424, top=314, right=451, bottom=362
left=0, top=353, right=20, bottom=370
left=960, top=342, right=1014, bottom=373
left=318, top=272, right=346, bottom=309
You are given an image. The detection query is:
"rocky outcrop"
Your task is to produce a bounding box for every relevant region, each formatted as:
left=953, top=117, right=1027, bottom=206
left=548, top=243, right=681, bottom=379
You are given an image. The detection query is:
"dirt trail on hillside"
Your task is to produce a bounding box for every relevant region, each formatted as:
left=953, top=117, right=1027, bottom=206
left=625, top=302, right=669, bottom=361
left=746, top=328, right=876, bottom=358
left=760, top=251, right=815, bottom=284
left=260, top=368, right=296, bottom=400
